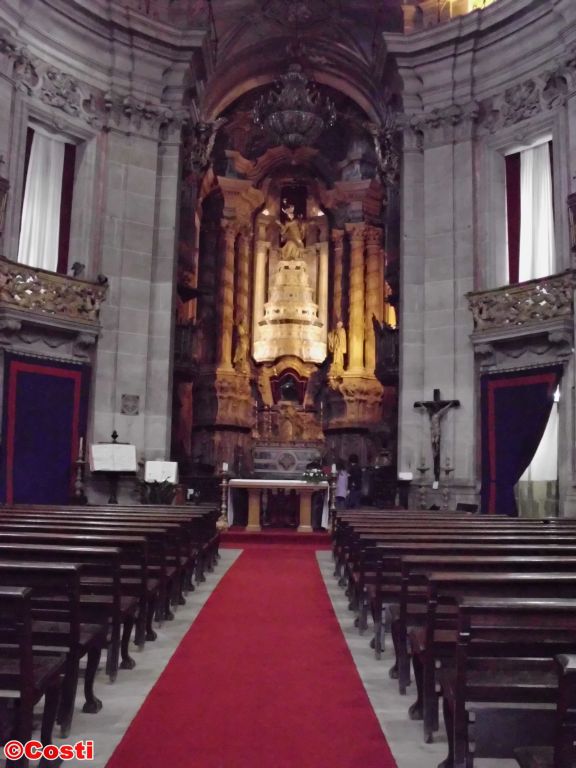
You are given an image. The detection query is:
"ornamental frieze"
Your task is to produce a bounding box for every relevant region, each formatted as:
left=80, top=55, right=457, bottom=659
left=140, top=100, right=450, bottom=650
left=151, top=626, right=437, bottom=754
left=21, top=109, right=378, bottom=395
left=403, top=45, right=576, bottom=144
left=0, top=30, right=190, bottom=138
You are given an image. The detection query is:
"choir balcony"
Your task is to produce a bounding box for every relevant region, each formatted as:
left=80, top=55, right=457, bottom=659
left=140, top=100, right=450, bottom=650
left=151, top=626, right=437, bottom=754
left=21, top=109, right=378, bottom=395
left=0, top=256, right=107, bottom=358
left=466, top=270, right=574, bottom=371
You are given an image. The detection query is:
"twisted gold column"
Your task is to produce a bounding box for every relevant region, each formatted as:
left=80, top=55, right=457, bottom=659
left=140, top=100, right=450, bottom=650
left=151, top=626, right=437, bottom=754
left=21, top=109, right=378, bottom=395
left=236, top=229, right=251, bottom=327
left=217, top=222, right=237, bottom=370
left=331, top=229, right=345, bottom=324
left=345, top=223, right=366, bottom=373
left=364, top=226, right=383, bottom=373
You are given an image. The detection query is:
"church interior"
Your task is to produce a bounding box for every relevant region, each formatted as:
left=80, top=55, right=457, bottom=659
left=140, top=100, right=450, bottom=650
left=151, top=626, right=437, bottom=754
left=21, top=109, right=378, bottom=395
left=1, top=0, right=576, bottom=766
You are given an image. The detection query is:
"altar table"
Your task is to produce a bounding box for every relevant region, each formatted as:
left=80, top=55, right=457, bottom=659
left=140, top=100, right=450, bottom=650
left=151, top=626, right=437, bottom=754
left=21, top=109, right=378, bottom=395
left=227, top=478, right=329, bottom=532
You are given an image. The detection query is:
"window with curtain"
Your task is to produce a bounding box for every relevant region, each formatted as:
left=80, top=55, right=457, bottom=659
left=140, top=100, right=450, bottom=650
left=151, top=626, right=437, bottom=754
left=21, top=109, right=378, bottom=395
left=18, top=126, right=76, bottom=274
left=480, top=365, right=561, bottom=516
left=504, top=139, right=555, bottom=284
left=516, top=386, right=559, bottom=517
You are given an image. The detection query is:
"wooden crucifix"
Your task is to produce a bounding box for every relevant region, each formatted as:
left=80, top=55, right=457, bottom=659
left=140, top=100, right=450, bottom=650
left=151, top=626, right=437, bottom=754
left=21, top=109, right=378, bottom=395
left=414, top=389, right=460, bottom=485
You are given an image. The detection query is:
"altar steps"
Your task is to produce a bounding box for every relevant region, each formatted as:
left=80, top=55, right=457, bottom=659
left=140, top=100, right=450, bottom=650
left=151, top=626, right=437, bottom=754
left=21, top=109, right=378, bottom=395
left=221, top=527, right=331, bottom=547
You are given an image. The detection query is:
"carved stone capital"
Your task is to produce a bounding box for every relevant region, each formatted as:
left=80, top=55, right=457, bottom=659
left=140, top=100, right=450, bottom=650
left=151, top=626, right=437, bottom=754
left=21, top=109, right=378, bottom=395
left=331, top=228, right=345, bottom=248
left=345, top=222, right=366, bottom=245
left=364, top=226, right=383, bottom=250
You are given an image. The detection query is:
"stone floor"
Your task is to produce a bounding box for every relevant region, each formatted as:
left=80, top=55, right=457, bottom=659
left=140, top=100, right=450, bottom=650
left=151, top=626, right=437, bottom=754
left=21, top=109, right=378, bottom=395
left=41, top=547, right=518, bottom=768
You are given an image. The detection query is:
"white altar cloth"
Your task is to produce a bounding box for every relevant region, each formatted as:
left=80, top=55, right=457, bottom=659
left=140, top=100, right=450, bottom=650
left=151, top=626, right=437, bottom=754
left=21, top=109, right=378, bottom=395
left=227, top=478, right=330, bottom=529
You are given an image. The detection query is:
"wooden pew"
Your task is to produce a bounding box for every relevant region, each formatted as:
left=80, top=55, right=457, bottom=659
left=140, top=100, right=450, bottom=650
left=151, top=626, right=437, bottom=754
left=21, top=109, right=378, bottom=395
left=0, top=506, right=210, bottom=595
left=0, top=561, right=105, bottom=739
left=355, top=539, right=576, bottom=659
left=0, top=517, right=178, bottom=622
left=4, top=503, right=221, bottom=580
left=0, top=585, right=66, bottom=768
left=0, top=542, right=119, bottom=716
left=395, top=554, right=576, bottom=696
left=0, top=531, right=146, bottom=675
left=515, top=653, right=576, bottom=768
left=411, top=572, right=576, bottom=744
left=438, top=599, right=576, bottom=768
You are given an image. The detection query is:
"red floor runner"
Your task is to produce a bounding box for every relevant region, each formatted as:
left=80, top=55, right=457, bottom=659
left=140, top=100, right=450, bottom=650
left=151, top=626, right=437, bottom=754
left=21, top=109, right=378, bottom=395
left=105, top=548, right=397, bottom=768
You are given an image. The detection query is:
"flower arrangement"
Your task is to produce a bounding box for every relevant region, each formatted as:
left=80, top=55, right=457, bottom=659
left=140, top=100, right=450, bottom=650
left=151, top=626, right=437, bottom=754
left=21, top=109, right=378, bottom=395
left=302, top=467, right=327, bottom=483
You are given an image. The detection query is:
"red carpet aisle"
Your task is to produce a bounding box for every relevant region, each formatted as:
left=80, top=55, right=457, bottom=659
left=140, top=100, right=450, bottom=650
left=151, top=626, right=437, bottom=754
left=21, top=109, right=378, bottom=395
left=105, top=547, right=397, bottom=768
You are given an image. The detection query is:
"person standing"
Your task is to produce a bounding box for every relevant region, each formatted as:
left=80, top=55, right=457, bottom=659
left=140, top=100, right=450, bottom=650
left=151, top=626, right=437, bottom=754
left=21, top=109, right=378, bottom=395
left=347, top=454, right=362, bottom=509
left=335, top=461, right=349, bottom=510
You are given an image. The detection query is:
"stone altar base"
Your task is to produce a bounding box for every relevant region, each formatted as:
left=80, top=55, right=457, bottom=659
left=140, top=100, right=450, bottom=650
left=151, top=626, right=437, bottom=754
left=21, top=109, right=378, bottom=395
left=252, top=443, right=322, bottom=478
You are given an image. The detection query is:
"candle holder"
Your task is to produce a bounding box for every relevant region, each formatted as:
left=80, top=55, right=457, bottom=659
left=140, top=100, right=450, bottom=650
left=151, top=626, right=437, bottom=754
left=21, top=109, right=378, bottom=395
left=72, top=439, right=88, bottom=505
left=328, top=466, right=337, bottom=531
left=441, top=457, right=454, bottom=511
left=217, top=470, right=230, bottom=531
left=416, top=461, right=429, bottom=510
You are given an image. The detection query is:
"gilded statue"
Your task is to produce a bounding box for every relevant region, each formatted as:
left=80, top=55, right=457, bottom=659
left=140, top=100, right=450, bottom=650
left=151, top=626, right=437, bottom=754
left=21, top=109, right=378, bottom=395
left=276, top=203, right=307, bottom=261
left=328, top=320, right=347, bottom=372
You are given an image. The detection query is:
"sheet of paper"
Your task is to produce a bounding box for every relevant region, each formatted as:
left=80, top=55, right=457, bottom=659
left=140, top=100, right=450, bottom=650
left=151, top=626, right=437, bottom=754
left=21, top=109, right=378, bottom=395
left=144, top=461, right=178, bottom=483
left=90, top=443, right=137, bottom=473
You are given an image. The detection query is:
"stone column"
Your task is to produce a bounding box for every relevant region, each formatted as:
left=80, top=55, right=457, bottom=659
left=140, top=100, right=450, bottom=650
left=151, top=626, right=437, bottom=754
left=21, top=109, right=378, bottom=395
left=345, top=223, right=366, bottom=373
left=364, top=226, right=383, bottom=373
left=331, top=229, right=345, bottom=324
left=236, top=229, right=251, bottom=327
left=317, top=241, right=329, bottom=332
left=217, top=222, right=237, bottom=370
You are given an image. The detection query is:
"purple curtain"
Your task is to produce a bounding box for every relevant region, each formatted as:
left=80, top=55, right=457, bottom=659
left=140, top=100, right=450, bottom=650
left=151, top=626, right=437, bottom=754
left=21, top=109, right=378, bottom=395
left=481, top=366, right=561, bottom=516
left=0, top=353, right=91, bottom=504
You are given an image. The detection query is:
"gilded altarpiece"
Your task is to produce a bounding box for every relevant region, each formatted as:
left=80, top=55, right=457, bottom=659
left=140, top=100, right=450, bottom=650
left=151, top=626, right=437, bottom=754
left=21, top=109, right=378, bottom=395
left=173, top=125, right=399, bottom=476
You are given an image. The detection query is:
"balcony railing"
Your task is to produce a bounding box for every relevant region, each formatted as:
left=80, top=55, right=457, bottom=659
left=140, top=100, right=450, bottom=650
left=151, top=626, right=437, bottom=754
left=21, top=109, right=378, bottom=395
left=0, top=257, right=107, bottom=326
left=467, top=271, right=574, bottom=333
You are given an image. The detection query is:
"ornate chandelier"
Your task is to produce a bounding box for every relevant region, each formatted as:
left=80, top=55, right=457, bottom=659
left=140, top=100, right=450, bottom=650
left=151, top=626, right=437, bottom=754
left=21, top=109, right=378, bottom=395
left=253, top=64, right=336, bottom=149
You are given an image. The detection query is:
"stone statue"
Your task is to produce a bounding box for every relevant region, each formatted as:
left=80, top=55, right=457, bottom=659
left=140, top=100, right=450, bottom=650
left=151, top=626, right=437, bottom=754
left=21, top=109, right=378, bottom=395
left=276, top=202, right=307, bottom=261
left=328, top=320, right=347, bottom=372
left=233, top=317, right=249, bottom=373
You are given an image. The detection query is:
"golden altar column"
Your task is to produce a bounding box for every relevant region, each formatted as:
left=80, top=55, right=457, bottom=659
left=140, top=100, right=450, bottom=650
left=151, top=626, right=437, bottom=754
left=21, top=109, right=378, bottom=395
left=236, top=229, right=251, bottom=325
left=217, top=222, right=237, bottom=369
left=331, top=229, right=345, bottom=324
left=252, top=233, right=269, bottom=348
left=364, top=226, right=383, bottom=373
left=346, top=223, right=366, bottom=372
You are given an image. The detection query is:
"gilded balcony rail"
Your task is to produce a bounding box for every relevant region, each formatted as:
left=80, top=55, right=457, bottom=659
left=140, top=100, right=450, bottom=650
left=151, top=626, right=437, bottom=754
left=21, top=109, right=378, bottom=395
left=0, top=257, right=107, bottom=325
left=467, top=270, right=574, bottom=332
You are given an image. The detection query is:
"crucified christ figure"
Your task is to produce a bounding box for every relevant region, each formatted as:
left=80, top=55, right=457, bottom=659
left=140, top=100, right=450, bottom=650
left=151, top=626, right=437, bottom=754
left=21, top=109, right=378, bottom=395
left=414, top=389, right=460, bottom=483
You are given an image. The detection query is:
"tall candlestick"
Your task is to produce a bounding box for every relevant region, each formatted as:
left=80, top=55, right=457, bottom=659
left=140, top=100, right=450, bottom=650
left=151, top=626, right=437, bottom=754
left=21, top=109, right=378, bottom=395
left=79, top=436, right=84, bottom=459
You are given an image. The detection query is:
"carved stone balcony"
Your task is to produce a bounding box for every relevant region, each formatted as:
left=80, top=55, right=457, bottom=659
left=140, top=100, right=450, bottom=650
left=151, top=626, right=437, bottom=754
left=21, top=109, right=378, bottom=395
left=466, top=270, right=574, bottom=371
left=0, top=256, right=107, bottom=359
